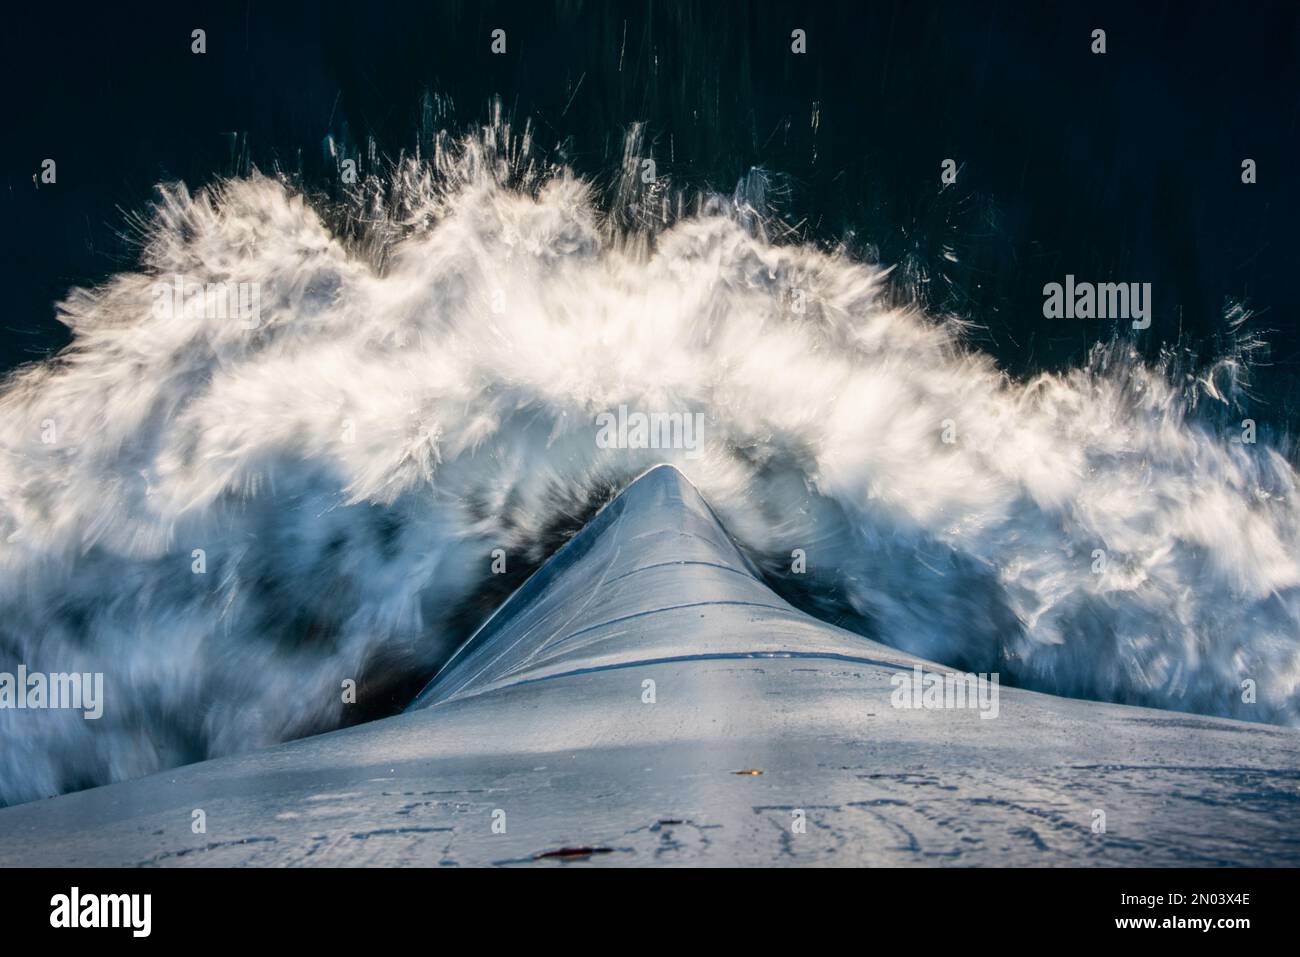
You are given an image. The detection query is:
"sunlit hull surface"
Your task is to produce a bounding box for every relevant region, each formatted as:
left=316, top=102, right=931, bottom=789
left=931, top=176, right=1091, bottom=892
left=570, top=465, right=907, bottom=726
left=2, top=465, right=1297, bottom=866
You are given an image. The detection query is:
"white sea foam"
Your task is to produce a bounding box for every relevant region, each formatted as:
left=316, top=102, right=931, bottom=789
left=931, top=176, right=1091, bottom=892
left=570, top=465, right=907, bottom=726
left=1, top=112, right=1297, bottom=805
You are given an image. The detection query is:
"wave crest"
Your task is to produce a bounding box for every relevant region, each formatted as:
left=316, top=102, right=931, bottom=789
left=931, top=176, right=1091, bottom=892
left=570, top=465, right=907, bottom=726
left=1, top=111, right=1297, bottom=805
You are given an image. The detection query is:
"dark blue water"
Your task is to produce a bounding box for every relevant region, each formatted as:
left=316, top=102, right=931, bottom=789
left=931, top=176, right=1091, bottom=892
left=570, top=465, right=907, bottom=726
left=3, top=0, right=1297, bottom=430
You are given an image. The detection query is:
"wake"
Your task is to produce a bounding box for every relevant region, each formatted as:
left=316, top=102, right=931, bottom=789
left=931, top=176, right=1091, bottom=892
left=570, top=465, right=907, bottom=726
left=1, top=109, right=1297, bottom=806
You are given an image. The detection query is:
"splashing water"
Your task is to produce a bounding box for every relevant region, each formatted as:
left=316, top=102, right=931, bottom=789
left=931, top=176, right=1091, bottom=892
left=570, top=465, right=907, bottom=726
left=1, top=110, right=1298, bottom=807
